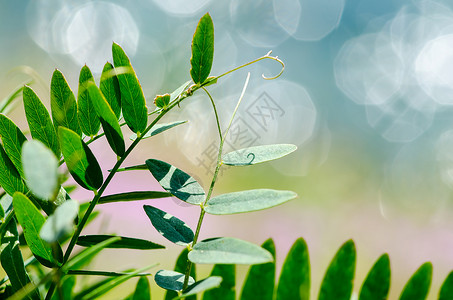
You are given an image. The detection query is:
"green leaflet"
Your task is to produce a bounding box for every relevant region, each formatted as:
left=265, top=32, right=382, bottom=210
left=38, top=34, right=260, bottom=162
left=0, top=82, right=29, bottom=114
left=112, top=42, right=148, bottom=134
left=318, top=240, right=356, bottom=300
left=145, top=159, right=205, bottom=205
left=205, top=189, right=297, bottom=215
left=222, top=144, right=297, bottom=166
left=143, top=205, right=194, bottom=246
left=50, top=276, right=76, bottom=300
left=179, top=277, right=222, bottom=298
left=241, top=239, right=276, bottom=300
left=77, top=65, right=100, bottom=137
left=190, top=13, right=215, bottom=84
left=130, top=120, right=188, bottom=141
left=0, top=221, right=39, bottom=299
left=58, top=127, right=103, bottom=191
left=12, top=192, right=62, bottom=268
left=165, top=248, right=196, bottom=300
left=189, top=237, right=274, bottom=265
left=87, top=83, right=125, bottom=156
left=170, top=80, right=192, bottom=102
left=155, top=270, right=194, bottom=291
left=77, top=235, right=165, bottom=250
left=439, top=271, right=453, bottom=300
left=399, top=262, right=432, bottom=300
left=133, top=277, right=151, bottom=300
left=202, top=265, right=235, bottom=300
left=22, top=140, right=59, bottom=200
left=23, top=85, right=60, bottom=157
left=100, top=62, right=121, bottom=119
left=154, top=94, right=170, bottom=109
left=98, top=191, right=172, bottom=204
left=359, top=254, right=391, bottom=300
left=40, top=199, right=79, bottom=243
left=0, top=143, right=26, bottom=196
left=0, top=113, right=27, bottom=178
left=51, top=69, right=81, bottom=135
left=276, top=238, right=310, bottom=300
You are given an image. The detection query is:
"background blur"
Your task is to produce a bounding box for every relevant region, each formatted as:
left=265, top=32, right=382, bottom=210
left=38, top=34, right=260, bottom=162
left=1, top=0, right=453, bottom=298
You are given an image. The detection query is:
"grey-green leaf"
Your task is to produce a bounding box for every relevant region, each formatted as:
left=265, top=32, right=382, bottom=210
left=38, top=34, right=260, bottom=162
left=78, top=65, right=100, bottom=136
left=0, top=113, right=27, bottom=178
left=51, top=69, right=81, bottom=135
left=222, top=144, right=297, bottom=166
left=359, top=254, right=391, bottom=300
left=130, top=121, right=188, bottom=141
left=112, top=42, right=147, bottom=134
left=133, top=277, right=151, bottom=300
left=276, top=238, right=310, bottom=300
left=170, top=80, right=192, bottom=102
left=143, top=205, right=194, bottom=246
left=202, top=265, right=235, bottom=300
left=189, top=237, right=273, bottom=265
left=146, top=159, right=205, bottom=204
left=241, top=239, right=276, bottom=300
left=318, top=240, right=356, bottom=300
left=205, top=189, right=297, bottom=215
left=58, top=127, right=103, bottom=190
left=100, top=62, right=121, bottom=119
left=88, top=82, right=125, bottom=156
left=399, top=262, right=432, bottom=300
left=77, top=235, right=165, bottom=250
left=165, top=248, right=196, bottom=300
left=180, top=277, right=222, bottom=298
left=0, top=143, right=27, bottom=196
left=439, top=271, right=453, bottom=300
left=40, top=199, right=79, bottom=243
left=22, top=140, right=59, bottom=200
left=23, top=85, right=60, bottom=157
left=99, top=191, right=172, bottom=204
left=190, top=13, right=214, bottom=84
left=155, top=270, right=194, bottom=291
left=13, top=192, right=62, bottom=267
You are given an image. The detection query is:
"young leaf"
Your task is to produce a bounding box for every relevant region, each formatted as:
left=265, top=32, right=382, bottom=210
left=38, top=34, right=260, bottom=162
left=133, top=277, right=151, bottom=300
left=145, top=159, right=205, bottom=204
left=143, top=205, right=194, bottom=246
left=439, top=271, right=453, bottom=300
left=130, top=120, right=188, bottom=141
left=22, top=140, right=59, bottom=200
left=0, top=144, right=27, bottom=196
left=51, top=69, right=81, bottom=135
left=222, top=144, right=297, bottom=166
left=241, top=239, right=276, bottom=300
left=155, top=270, right=194, bottom=291
left=112, top=42, right=148, bottom=134
left=40, top=199, right=79, bottom=243
left=190, top=13, right=214, bottom=84
left=87, top=83, right=125, bottom=156
left=275, top=238, right=310, bottom=300
left=77, top=65, right=100, bottom=137
left=0, top=221, right=39, bottom=299
left=23, top=86, right=60, bottom=157
left=165, top=248, right=197, bottom=300
left=99, top=191, right=172, bottom=204
left=205, top=189, right=297, bottom=215
left=154, top=94, right=170, bottom=109
left=77, top=235, right=165, bottom=250
left=189, top=237, right=273, bottom=265
left=202, top=265, right=235, bottom=300
left=318, top=239, right=356, bottom=300
left=100, top=62, right=121, bottom=119
left=58, top=127, right=103, bottom=190
left=359, top=254, right=391, bottom=300
left=0, top=113, right=27, bottom=177
left=399, top=262, right=432, bottom=300
left=179, top=277, right=222, bottom=298
left=13, top=192, right=62, bottom=267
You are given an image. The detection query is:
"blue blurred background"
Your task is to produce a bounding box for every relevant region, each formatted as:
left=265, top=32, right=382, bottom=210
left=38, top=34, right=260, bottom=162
left=2, top=0, right=453, bottom=298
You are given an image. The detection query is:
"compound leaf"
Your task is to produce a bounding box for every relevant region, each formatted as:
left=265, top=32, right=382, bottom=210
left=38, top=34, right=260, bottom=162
left=399, top=262, right=432, bottom=300
left=359, top=254, right=391, bottom=300
left=222, top=144, right=297, bottom=166
left=77, top=235, right=164, bottom=250
left=100, top=62, right=121, bottom=119
left=0, top=113, right=27, bottom=177
left=190, top=13, right=214, bottom=84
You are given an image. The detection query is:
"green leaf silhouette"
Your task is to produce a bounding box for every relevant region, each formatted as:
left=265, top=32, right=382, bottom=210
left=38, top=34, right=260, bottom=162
left=0, top=113, right=27, bottom=177
left=99, top=191, right=172, bottom=204
left=100, top=62, right=122, bottom=119
left=77, top=65, right=100, bottom=137
left=0, top=143, right=26, bottom=196
left=439, top=271, right=453, bottom=300
left=359, top=254, right=391, bottom=300
left=133, top=277, right=151, bottom=300
left=190, top=13, right=214, bottom=84
left=77, top=235, right=164, bottom=250
left=202, top=265, right=235, bottom=300
left=399, top=262, right=432, bottom=300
